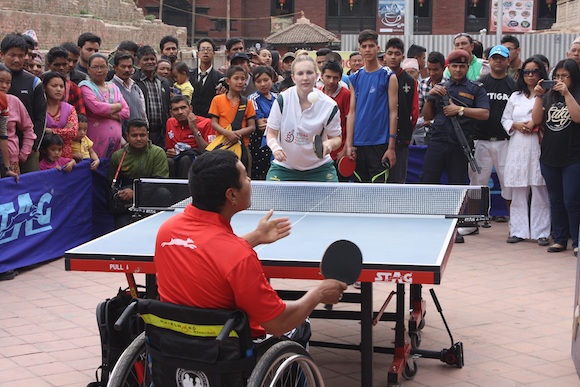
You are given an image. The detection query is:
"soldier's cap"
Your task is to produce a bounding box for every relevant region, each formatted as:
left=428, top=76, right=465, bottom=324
left=230, top=52, right=250, bottom=63
left=447, top=49, right=470, bottom=64
left=489, top=45, right=510, bottom=58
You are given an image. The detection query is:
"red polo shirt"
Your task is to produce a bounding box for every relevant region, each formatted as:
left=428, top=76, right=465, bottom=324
left=155, top=205, right=286, bottom=338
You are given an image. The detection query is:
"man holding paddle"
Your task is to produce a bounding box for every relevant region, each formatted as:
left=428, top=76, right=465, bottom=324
left=155, top=150, right=346, bottom=340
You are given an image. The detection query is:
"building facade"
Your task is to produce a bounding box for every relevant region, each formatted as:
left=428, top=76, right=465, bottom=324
left=141, top=0, right=557, bottom=47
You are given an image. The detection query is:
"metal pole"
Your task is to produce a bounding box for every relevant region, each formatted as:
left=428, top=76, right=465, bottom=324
left=191, top=0, right=196, bottom=46
left=497, top=0, right=503, bottom=37
left=405, top=0, right=413, bottom=38
left=226, top=0, right=231, bottom=40
left=158, top=0, right=164, bottom=22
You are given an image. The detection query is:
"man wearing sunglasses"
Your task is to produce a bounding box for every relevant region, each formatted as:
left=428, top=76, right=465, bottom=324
left=444, top=33, right=490, bottom=81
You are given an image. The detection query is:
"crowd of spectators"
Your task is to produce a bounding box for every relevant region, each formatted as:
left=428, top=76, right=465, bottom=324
left=2, top=28, right=580, bottom=282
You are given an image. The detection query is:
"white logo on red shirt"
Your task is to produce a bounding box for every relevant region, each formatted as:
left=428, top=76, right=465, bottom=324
left=161, top=238, right=197, bottom=250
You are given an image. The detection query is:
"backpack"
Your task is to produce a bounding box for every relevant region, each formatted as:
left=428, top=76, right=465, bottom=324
left=87, top=287, right=146, bottom=387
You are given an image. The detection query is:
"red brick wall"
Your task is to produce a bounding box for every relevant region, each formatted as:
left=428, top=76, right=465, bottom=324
left=242, top=3, right=271, bottom=41
left=432, top=0, right=466, bottom=34
left=295, top=0, right=326, bottom=28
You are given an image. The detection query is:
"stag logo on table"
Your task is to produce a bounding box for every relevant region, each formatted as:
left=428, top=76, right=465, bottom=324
left=0, top=191, right=53, bottom=245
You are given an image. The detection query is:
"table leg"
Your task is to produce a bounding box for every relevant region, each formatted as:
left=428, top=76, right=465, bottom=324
left=361, top=282, right=373, bottom=386
left=409, top=284, right=426, bottom=348
left=387, top=283, right=411, bottom=385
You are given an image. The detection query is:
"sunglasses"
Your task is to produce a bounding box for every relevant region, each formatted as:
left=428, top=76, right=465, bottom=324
left=522, top=68, right=540, bottom=76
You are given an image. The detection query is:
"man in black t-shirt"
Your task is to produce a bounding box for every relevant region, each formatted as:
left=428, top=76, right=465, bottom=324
left=460, top=45, right=515, bottom=236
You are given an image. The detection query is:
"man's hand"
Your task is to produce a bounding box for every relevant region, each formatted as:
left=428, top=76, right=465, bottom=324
left=117, top=188, right=134, bottom=202
left=442, top=100, right=461, bottom=117
left=223, top=130, right=241, bottom=145
left=316, top=279, right=347, bottom=305
left=253, top=209, right=291, bottom=245
left=256, top=118, right=268, bottom=131
left=166, top=148, right=177, bottom=159
left=187, top=112, right=198, bottom=129
left=383, top=148, right=396, bottom=168
left=429, top=84, right=447, bottom=97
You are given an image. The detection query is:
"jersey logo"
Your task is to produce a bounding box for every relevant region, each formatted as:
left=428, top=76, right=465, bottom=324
left=161, top=238, right=197, bottom=250
left=403, top=83, right=411, bottom=93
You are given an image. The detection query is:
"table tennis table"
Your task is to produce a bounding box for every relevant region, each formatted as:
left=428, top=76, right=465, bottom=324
left=66, top=181, right=485, bottom=386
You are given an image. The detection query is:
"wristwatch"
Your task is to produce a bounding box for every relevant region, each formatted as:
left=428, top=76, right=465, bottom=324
left=458, top=107, right=465, bottom=117
left=194, top=132, right=202, bottom=137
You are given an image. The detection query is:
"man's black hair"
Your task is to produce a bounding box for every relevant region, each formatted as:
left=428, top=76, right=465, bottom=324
left=188, top=150, right=242, bottom=213
left=60, top=42, right=80, bottom=56
left=427, top=51, right=446, bottom=68
left=225, top=38, right=243, bottom=51
left=118, top=40, right=139, bottom=53
left=1, top=34, right=28, bottom=54
left=386, top=38, right=405, bottom=53
left=127, top=118, right=149, bottom=132
left=160, top=35, right=179, bottom=51
left=321, top=60, right=343, bottom=76
left=170, top=95, right=190, bottom=107
left=472, top=40, right=483, bottom=58
left=316, top=48, right=332, bottom=58
left=136, top=45, right=157, bottom=61
left=407, top=44, right=426, bottom=59
left=358, top=29, right=378, bottom=45
left=114, top=51, right=135, bottom=67
left=197, top=37, right=216, bottom=51
left=500, top=35, right=520, bottom=49
left=77, top=32, right=101, bottom=48
left=46, top=47, right=69, bottom=65
left=349, top=52, right=362, bottom=59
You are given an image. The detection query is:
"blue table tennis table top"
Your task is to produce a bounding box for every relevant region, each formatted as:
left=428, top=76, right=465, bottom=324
left=67, top=207, right=457, bottom=270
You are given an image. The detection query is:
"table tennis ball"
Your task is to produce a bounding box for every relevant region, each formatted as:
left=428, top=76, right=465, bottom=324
left=307, top=91, right=319, bottom=104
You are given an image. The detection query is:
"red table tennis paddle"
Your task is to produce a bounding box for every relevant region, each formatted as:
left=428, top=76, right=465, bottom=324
left=320, top=240, right=363, bottom=310
left=337, top=156, right=356, bottom=177
left=313, top=134, right=324, bottom=158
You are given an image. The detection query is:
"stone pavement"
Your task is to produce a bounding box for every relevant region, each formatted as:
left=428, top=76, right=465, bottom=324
left=1, top=220, right=579, bottom=386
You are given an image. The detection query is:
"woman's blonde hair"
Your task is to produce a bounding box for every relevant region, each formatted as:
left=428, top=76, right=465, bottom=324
left=291, top=54, right=316, bottom=74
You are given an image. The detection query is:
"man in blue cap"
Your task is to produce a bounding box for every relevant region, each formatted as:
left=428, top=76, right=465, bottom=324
left=420, top=49, right=490, bottom=186
left=459, top=45, right=516, bottom=237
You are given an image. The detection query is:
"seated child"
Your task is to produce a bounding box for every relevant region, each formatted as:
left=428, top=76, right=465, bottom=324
left=39, top=133, right=76, bottom=172
left=171, top=62, right=193, bottom=103
left=71, top=114, right=100, bottom=170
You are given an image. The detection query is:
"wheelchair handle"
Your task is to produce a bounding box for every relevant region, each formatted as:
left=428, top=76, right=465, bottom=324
left=216, top=316, right=237, bottom=343
left=114, top=301, right=138, bottom=331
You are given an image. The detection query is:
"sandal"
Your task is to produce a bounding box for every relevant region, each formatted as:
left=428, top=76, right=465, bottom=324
left=547, top=243, right=566, bottom=253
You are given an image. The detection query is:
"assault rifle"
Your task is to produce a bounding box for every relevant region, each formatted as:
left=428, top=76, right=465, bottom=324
left=440, top=92, right=481, bottom=174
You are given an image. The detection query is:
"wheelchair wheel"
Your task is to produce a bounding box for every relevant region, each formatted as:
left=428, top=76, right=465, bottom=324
left=247, top=341, right=325, bottom=387
left=107, top=332, right=151, bottom=387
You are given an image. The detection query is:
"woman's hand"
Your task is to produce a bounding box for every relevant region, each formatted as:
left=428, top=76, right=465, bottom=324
left=534, top=80, right=546, bottom=97
left=272, top=149, right=287, bottom=162
left=553, top=80, right=570, bottom=97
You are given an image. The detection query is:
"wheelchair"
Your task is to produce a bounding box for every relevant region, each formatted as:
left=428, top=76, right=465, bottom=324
left=107, top=299, right=325, bottom=387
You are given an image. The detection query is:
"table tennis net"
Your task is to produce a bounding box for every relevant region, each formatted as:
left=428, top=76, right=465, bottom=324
left=133, top=179, right=489, bottom=217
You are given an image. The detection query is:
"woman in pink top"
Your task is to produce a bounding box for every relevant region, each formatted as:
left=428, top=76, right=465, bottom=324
left=80, top=53, right=130, bottom=158
left=43, top=72, right=78, bottom=159
left=0, top=65, right=36, bottom=177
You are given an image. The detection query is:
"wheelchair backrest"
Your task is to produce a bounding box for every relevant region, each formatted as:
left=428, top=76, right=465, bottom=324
left=136, top=299, right=256, bottom=387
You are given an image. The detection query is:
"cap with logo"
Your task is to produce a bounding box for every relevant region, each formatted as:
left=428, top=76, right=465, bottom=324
left=489, top=45, right=510, bottom=58
left=447, top=49, right=471, bottom=64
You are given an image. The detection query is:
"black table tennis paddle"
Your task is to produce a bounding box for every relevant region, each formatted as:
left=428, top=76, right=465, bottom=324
left=313, top=134, right=324, bottom=158
left=320, top=240, right=363, bottom=310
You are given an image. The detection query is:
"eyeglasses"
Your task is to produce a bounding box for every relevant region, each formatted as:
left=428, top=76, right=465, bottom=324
left=199, top=48, right=214, bottom=52
left=554, top=74, right=570, bottom=80
left=90, top=65, right=108, bottom=71
left=522, top=68, right=540, bottom=76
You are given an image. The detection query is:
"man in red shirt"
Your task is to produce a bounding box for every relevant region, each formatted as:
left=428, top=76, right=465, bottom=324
left=155, top=150, right=346, bottom=339
left=320, top=60, right=350, bottom=181
left=165, top=95, right=214, bottom=177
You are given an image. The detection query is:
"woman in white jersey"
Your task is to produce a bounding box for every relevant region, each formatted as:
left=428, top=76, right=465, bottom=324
left=265, top=55, right=342, bottom=182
